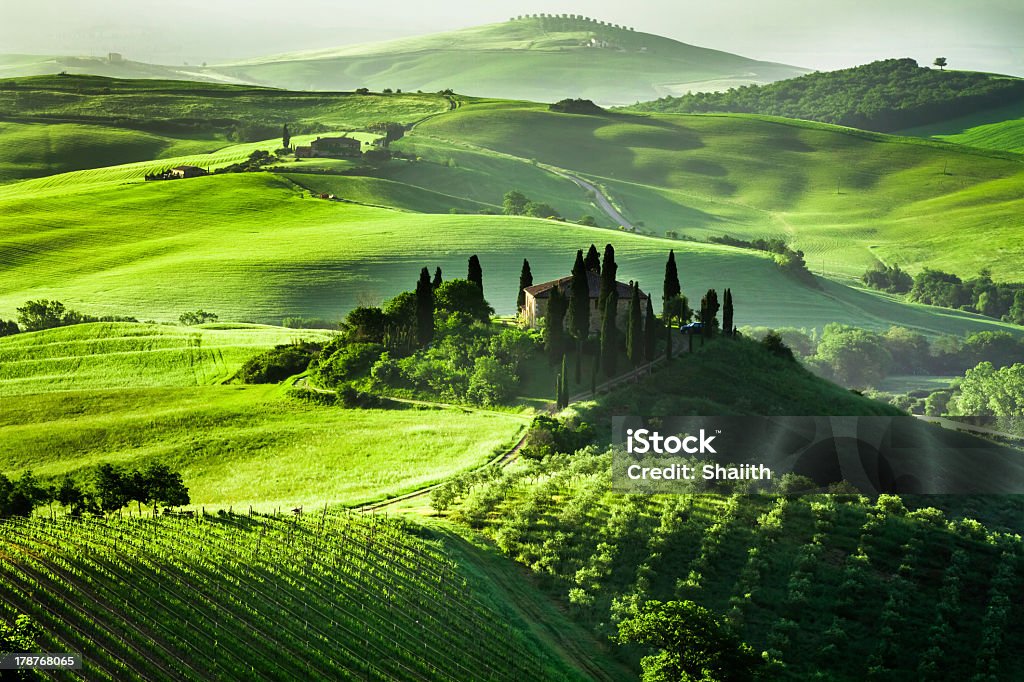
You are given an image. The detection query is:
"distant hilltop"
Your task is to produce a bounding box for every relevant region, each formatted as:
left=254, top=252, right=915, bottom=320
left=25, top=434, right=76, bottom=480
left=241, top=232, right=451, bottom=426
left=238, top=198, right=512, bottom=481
left=508, top=14, right=637, bottom=31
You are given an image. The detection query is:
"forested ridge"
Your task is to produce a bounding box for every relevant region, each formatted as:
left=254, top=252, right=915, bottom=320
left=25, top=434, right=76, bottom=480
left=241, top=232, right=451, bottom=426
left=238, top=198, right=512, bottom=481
left=628, top=59, right=1024, bottom=132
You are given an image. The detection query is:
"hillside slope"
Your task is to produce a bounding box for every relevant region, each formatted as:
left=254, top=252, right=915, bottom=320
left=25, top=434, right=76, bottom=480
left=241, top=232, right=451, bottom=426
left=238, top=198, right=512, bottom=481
left=212, top=16, right=805, bottom=105
left=414, top=101, right=1024, bottom=280
left=0, top=511, right=598, bottom=680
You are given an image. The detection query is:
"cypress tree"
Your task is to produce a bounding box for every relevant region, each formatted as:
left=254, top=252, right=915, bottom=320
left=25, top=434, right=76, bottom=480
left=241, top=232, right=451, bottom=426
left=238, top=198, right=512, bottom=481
left=517, top=259, right=533, bottom=310
left=600, top=288, right=618, bottom=378
left=566, top=250, right=590, bottom=383
left=643, top=295, right=657, bottom=361
left=467, top=255, right=483, bottom=290
left=432, top=267, right=443, bottom=289
left=701, top=289, right=719, bottom=338
left=584, top=244, right=601, bottom=274
left=559, top=354, right=569, bottom=408
left=627, top=282, right=643, bottom=368
left=664, top=249, right=680, bottom=319
left=566, top=250, right=590, bottom=341
left=723, top=288, right=734, bottom=335
left=282, top=123, right=291, bottom=149
left=665, top=322, right=673, bottom=361
left=590, top=354, right=599, bottom=395
left=598, top=244, right=617, bottom=311
left=545, top=287, right=567, bottom=362
left=415, top=267, right=434, bottom=346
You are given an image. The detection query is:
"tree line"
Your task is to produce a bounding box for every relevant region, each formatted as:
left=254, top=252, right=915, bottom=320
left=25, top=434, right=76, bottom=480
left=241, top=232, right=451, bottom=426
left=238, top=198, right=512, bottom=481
left=630, top=58, right=1024, bottom=132
left=0, top=299, right=137, bottom=337
left=0, top=462, right=189, bottom=519
left=863, top=264, right=1024, bottom=324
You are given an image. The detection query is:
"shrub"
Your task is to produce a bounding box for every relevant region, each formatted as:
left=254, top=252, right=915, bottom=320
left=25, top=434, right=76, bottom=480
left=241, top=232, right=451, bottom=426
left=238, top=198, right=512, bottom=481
left=315, top=343, right=384, bottom=386
left=179, top=310, right=218, bottom=326
left=236, top=343, right=321, bottom=384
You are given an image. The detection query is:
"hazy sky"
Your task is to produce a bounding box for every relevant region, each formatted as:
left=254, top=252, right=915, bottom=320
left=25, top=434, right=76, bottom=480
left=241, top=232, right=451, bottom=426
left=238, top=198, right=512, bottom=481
left=2, top=0, right=1022, bottom=75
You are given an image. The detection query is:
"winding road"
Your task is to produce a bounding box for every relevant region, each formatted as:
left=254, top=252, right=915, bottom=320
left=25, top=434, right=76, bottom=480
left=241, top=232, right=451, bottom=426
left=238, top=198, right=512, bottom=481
left=546, top=167, right=634, bottom=230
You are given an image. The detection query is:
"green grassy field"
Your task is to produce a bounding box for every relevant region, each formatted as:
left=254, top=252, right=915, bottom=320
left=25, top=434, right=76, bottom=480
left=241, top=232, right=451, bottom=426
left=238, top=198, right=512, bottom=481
left=0, top=384, right=523, bottom=509
left=0, top=122, right=225, bottom=183
left=209, top=17, right=805, bottom=105
left=413, top=102, right=1024, bottom=280
left=0, top=171, right=1017, bottom=340
left=899, top=99, right=1024, bottom=153
left=0, top=74, right=449, bottom=129
left=0, top=322, right=333, bottom=397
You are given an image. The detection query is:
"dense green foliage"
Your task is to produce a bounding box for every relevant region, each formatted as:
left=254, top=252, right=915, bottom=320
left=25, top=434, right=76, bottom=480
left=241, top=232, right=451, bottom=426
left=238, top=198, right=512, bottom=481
left=950, top=362, right=1024, bottom=417
left=743, top=323, right=1024, bottom=391
left=910, top=269, right=1024, bottom=323
left=862, top=262, right=913, bottom=294
left=628, top=59, right=1024, bottom=132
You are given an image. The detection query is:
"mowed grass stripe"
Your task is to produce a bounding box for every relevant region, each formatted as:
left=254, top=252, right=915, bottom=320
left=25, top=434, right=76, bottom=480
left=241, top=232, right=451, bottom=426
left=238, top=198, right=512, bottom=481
left=0, top=323, right=333, bottom=397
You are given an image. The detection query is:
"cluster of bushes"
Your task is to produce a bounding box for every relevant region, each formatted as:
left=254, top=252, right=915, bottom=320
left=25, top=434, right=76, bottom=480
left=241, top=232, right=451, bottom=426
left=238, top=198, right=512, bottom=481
left=519, top=415, right=594, bottom=460
left=862, top=262, right=913, bottom=293
left=502, top=190, right=562, bottom=220
left=630, top=58, right=1024, bottom=132
left=215, top=149, right=280, bottom=174
left=179, top=309, right=218, bottom=326
left=707, top=235, right=815, bottom=283
left=908, top=269, right=1024, bottom=323
left=0, top=299, right=137, bottom=337
left=236, top=341, right=323, bottom=384
left=549, top=99, right=605, bottom=115
left=743, top=324, right=1024, bottom=388
left=0, top=462, right=188, bottom=519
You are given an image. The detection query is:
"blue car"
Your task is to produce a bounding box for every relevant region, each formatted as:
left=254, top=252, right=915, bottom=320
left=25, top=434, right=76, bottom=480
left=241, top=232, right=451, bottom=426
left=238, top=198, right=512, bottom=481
left=680, top=322, right=703, bottom=334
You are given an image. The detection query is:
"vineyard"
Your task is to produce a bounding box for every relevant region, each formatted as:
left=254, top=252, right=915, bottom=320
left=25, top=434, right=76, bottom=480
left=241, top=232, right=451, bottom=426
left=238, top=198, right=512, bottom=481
left=447, top=449, right=1024, bottom=680
left=0, top=510, right=584, bottom=681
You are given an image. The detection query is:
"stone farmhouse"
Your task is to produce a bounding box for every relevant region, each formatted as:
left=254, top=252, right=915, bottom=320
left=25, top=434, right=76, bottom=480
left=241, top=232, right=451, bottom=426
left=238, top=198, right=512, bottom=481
left=295, top=136, right=362, bottom=159
left=522, top=272, right=648, bottom=334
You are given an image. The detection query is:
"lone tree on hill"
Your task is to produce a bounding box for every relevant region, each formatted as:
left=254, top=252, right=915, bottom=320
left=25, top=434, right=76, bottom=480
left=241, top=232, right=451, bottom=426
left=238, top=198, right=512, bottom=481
left=517, top=259, right=533, bottom=310
left=584, top=244, right=601, bottom=273
left=467, top=255, right=483, bottom=291
left=600, top=288, right=619, bottom=378
left=282, top=123, right=291, bottom=149
left=545, top=287, right=568, bottom=363
left=432, top=267, right=443, bottom=289
left=599, top=244, right=618, bottom=311
left=626, top=283, right=643, bottom=368
left=723, top=288, right=734, bottom=335
left=415, top=267, right=434, bottom=346
left=566, top=250, right=591, bottom=382
left=933, top=57, right=948, bottom=70
left=663, top=250, right=681, bottom=319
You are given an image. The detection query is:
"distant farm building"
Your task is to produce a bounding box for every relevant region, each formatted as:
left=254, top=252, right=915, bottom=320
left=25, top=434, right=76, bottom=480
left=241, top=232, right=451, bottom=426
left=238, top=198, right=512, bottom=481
left=108, top=53, right=124, bottom=63
left=295, top=136, right=362, bottom=159
left=168, top=165, right=208, bottom=179
left=522, top=273, right=648, bottom=334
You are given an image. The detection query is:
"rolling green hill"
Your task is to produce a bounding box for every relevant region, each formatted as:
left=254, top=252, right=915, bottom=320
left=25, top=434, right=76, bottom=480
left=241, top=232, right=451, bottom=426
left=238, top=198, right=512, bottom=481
left=625, top=58, right=1024, bottom=132
left=0, top=122, right=224, bottom=183
left=0, top=53, right=245, bottom=84
left=212, top=16, right=805, bottom=105
left=412, top=101, right=1024, bottom=281
left=0, top=170, right=1017, bottom=341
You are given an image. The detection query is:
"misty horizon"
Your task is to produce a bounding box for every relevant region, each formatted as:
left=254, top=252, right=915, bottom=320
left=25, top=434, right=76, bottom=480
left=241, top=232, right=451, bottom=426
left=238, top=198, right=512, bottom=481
left=1, top=0, right=1023, bottom=77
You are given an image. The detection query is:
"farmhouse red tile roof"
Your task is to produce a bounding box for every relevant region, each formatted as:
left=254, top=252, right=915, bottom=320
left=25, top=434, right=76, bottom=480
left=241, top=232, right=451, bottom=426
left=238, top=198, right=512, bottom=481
left=524, top=272, right=648, bottom=299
